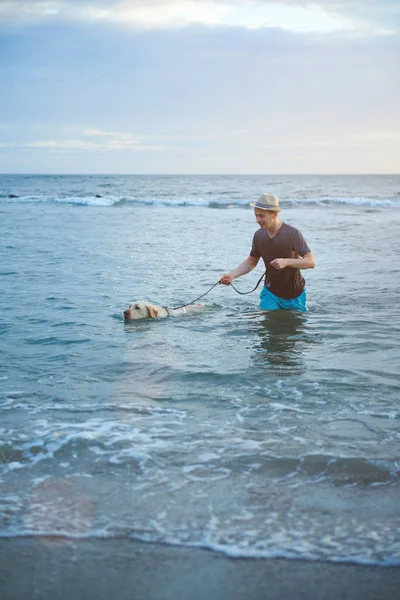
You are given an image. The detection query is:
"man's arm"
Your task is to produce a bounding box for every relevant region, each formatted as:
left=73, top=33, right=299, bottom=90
left=219, top=255, right=260, bottom=285
left=270, top=252, right=316, bottom=271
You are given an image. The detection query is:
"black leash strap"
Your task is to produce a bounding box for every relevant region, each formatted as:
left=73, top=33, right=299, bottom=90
left=173, top=282, right=221, bottom=309
left=172, top=271, right=266, bottom=310
left=229, top=270, right=266, bottom=295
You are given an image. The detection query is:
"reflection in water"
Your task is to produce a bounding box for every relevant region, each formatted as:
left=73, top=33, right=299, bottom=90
left=250, top=311, right=311, bottom=375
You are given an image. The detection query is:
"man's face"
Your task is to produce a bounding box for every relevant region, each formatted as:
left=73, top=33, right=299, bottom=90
left=254, top=208, right=277, bottom=229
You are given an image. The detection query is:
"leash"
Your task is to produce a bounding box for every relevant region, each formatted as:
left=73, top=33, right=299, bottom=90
left=171, top=282, right=220, bottom=309
left=171, top=270, right=266, bottom=310
left=229, top=270, right=266, bottom=295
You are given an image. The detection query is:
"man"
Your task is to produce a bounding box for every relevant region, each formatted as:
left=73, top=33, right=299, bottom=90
left=219, top=193, right=315, bottom=311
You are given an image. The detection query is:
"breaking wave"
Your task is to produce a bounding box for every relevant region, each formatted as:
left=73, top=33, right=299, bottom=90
left=2, top=193, right=400, bottom=209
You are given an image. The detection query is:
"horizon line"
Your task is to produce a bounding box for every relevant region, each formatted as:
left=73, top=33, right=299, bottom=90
left=1, top=172, right=399, bottom=177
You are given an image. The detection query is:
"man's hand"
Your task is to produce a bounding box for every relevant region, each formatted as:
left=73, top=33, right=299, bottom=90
left=219, top=256, right=260, bottom=285
left=219, top=274, right=234, bottom=285
left=270, top=253, right=315, bottom=271
left=269, top=258, right=288, bottom=271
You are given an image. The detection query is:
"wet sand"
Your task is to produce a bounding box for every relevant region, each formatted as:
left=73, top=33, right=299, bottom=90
left=0, top=538, right=399, bottom=600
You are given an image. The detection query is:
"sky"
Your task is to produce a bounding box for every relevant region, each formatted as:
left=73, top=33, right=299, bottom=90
left=0, top=0, right=399, bottom=174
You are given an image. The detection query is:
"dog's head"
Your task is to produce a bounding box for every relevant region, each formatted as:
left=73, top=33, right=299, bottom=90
left=124, top=301, right=160, bottom=320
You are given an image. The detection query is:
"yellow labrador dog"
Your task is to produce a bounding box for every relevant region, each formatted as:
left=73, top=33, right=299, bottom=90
left=124, top=301, right=205, bottom=321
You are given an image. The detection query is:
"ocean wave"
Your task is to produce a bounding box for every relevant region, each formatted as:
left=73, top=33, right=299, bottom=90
left=1, top=421, right=399, bottom=567
left=1, top=508, right=399, bottom=567
left=286, top=196, right=400, bottom=208
left=1, top=193, right=400, bottom=208
left=2, top=420, right=399, bottom=486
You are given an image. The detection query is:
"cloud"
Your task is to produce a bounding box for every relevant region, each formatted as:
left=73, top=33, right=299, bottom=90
left=24, top=139, right=171, bottom=152
left=30, top=129, right=173, bottom=152
left=252, top=129, right=400, bottom=149
left=0, top=4, right=399, bottom=173
left=0, top=0, right=397, bottom=34
left=0, top=124, right=209, bottom=154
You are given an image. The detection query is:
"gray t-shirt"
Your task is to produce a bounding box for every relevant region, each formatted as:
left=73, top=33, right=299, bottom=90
left=250, top=222, right=311, bottom=299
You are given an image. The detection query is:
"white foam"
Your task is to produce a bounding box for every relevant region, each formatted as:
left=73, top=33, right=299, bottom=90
left=7, top=462, right=24, bottom=470
left=3, top=194, right=400, bottom=208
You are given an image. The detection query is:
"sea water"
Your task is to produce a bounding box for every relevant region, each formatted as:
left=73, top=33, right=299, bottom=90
left=1, top=174, right=399, bottom=565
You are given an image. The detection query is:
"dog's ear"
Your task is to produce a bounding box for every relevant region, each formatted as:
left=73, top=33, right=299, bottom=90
left=147, top=304, right=159, bottom=319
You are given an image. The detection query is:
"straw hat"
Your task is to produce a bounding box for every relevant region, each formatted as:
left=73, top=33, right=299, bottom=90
left=250, top=193, right=281, bottom=212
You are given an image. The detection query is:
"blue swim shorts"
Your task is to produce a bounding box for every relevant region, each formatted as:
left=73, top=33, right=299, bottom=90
left=259, top=286, right=308, bottom=312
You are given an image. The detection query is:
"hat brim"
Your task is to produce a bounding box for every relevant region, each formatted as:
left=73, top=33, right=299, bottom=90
left=249, top=202, right=281, bottom=212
